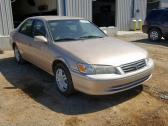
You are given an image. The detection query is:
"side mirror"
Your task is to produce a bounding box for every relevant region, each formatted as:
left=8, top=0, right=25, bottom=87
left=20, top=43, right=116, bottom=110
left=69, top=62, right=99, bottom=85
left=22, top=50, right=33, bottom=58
left=103, top=30, right=107, bottom=34
left=34, top=36, right=48, bottom=43
left=100, top=27, right=108, bottom=35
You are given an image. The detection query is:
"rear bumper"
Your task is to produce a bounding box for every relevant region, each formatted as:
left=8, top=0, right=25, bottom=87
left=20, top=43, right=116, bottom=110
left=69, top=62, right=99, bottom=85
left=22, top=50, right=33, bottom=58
left=142, top=25, right=149, bottom=34
left=71, top=59, right=154, bottom=95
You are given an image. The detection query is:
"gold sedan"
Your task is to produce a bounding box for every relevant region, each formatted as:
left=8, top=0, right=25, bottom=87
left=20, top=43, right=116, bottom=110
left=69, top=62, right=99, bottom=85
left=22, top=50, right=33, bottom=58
left=10, top=16, right=154, bottom=96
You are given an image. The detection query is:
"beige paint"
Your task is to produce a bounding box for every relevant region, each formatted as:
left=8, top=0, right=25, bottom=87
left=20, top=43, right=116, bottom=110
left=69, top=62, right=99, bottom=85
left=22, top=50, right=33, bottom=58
left=11, top=16, right=154, bottom=95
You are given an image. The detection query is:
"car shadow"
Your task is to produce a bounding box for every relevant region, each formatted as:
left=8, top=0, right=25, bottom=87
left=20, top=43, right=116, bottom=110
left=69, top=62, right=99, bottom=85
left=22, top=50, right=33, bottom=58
left=0, top=57, right=143, bottom=115
left=132, top=38, right=168, bottom=46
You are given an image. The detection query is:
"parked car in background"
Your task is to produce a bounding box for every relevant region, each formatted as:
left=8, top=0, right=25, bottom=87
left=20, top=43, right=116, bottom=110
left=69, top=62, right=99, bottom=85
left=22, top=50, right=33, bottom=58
left=10, top=16, right=154, bottom=96
left=143, top=9, right=168, bottom=41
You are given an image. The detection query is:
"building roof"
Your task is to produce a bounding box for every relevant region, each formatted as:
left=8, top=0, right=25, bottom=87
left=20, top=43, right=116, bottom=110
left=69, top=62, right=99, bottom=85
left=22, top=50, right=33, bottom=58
left=29, top=16, right=83, bottom=21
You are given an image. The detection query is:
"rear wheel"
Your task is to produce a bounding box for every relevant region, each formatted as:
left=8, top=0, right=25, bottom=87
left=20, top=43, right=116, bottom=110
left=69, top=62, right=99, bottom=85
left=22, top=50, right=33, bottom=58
left=14, top=45, right=24, bottom=64
left=164, top=36, right=168, bottom=40
left=54, top=63, right=75, bottom=96
left=148, top=28, right=162, bottom=41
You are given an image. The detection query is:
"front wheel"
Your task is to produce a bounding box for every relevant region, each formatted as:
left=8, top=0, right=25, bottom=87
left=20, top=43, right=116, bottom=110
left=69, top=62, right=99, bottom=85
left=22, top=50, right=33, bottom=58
left=14, top=45, right=24, bottom=64
left=164, top=36, right=168, bottom=40
left=54, top=63, right=75, bottom=96
left=148, top=29, right=162, bottom=41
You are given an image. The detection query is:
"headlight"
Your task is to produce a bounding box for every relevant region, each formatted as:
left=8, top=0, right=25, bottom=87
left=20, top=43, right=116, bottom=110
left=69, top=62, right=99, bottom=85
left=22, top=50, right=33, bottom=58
left=145, top=58, right=149, bottom=64
left=94, top=65, right=118, bottom=74
left=77, top=64, right=118, bottom=75
left=145, top=58, right=154, bottom=67
left=77, top=64, right=95, bottom=74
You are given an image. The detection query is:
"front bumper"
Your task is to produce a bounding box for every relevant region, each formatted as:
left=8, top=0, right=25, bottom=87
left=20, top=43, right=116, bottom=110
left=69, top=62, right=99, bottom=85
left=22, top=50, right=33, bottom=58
left=71, top=59, right=154, bottom=95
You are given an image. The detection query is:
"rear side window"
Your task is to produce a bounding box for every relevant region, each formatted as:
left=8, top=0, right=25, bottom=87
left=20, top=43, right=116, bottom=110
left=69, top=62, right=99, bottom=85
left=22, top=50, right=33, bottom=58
left=146, top=10, right=164, bottom=21
left=19, top=19, right=33, bottom=37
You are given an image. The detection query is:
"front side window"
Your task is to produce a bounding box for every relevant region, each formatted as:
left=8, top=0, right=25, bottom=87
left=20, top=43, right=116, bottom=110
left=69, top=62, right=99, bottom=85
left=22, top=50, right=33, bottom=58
left=33, top=20, right=46, bottom=37
left=48, top=19, right=106, bottom=42
left=19, top=19, right=33, bottom=37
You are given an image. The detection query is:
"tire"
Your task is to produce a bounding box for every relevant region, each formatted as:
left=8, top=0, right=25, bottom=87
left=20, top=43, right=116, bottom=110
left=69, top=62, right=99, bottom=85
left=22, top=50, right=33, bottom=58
left=54, top=63, right=75, bottom=96
left=164, top=36, right=168, bottom=40
left=148, top=28, right=162, bottom=41
left=14, top=45, right=24, bottom=64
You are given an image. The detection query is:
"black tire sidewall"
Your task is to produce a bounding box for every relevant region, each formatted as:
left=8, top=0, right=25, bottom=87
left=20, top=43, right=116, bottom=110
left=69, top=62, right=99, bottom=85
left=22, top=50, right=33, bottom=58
left=164, top=36, right=168, bottom=40
left=148, top=29, right=162, bottom=41
left=14, top=46, right=22, bottom=64
left=54, top=63, right=75, bottom=96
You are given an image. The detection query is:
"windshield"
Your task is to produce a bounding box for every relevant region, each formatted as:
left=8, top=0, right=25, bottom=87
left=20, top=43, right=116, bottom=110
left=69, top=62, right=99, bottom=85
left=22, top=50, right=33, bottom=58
left=48, top=19, right=106, bottom=42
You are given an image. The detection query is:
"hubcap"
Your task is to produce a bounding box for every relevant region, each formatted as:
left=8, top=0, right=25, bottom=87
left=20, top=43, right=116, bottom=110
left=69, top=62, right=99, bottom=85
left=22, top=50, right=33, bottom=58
left=14, top=47, right=20, bottom=62
left=150, top=31, right=159, bottom=40
left=55, top=68, right=68, bottom=92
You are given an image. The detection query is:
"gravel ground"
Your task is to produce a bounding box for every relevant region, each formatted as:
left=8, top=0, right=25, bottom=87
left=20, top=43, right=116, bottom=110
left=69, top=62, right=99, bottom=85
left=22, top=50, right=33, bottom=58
left=0, top=33, right=168, bottom=126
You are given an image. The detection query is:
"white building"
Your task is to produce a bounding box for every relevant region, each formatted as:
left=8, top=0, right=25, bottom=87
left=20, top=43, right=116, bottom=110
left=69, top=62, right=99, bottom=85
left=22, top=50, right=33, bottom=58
left=160, top=0, right=168, bottom=8
left=0, top=0, right=148, bottom=50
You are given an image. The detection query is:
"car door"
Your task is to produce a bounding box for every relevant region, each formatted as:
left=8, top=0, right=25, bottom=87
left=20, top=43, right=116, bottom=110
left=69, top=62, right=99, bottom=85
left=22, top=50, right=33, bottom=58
left=15, top=19, right=34, bottom=61
left=30, top=19, right=54, bottom=73
left=161, top=13, right=168, bottom=35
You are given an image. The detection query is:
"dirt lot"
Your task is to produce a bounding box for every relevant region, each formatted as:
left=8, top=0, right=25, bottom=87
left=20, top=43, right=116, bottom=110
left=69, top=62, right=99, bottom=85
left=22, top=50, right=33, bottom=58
left=0, top=33, right=168, bottom=126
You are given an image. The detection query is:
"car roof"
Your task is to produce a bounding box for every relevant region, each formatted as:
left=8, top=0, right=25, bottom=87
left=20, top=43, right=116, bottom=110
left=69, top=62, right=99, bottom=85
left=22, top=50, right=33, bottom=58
left=28, top=16, right=83, bottom=21
left=151, top=8, right=168, bottom=12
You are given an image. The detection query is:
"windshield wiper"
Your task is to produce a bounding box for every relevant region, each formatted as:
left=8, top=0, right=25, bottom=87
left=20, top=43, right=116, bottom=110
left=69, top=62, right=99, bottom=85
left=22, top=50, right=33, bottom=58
left=79, top=35, right=104, bottom=39
left=54, top=38, right=77, bottom=42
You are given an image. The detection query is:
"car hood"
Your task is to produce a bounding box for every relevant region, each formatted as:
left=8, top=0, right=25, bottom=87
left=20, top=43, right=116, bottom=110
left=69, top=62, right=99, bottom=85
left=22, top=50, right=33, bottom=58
left=55, top=37, right=148, bottom=66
